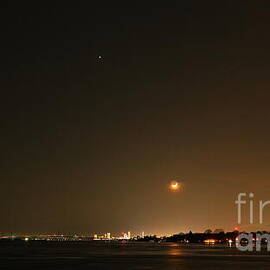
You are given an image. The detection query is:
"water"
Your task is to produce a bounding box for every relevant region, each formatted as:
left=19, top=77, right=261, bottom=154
left=0, top=242, right=269, bottom=269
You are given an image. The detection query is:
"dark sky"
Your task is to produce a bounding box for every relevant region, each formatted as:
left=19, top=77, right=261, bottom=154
left=2, top=2, right=270, bottom=235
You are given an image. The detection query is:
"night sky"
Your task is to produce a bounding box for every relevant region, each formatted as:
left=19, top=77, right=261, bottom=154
left=2, top=2, right=270, bottom=235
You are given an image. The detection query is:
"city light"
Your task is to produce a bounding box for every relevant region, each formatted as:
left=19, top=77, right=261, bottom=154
left=204, top=239, right=216, bottom=244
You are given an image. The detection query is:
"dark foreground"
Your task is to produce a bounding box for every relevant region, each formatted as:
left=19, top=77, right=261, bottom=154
left=0, top=242, right=270, bottom=269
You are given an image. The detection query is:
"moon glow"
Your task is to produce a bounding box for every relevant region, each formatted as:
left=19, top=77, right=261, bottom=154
left=169, top=181, right=181, bottom=192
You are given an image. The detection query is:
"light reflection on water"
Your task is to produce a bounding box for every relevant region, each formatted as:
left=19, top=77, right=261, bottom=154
left=0, top=242, right=270, bottom=269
